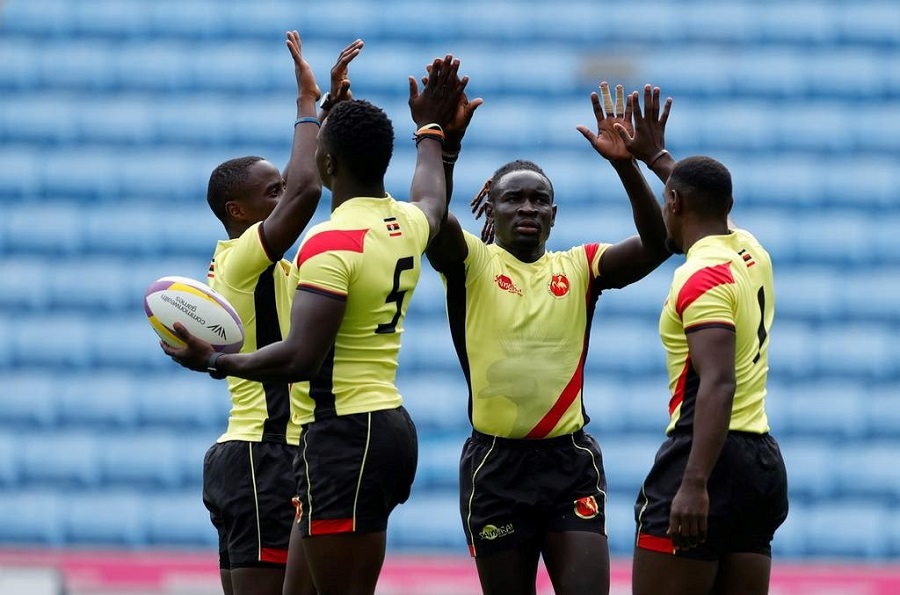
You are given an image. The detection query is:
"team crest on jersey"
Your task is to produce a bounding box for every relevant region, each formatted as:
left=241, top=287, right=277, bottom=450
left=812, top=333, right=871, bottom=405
left=738, top=248, right=755, bottom=268
left=548, top=273, right=570, bottom=297
left=292, top=496, right=303, bottom=523
left=494, top=274, right=523, bottom=296
left=573, top=495, right=599, bottom=519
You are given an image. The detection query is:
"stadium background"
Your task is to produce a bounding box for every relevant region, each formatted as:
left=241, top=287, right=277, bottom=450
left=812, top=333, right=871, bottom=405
left=1, top=0, right=899, bottom=593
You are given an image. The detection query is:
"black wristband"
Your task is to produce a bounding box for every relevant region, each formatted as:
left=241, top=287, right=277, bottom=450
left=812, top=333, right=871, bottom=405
left=207, top=352, right=227, bottom=380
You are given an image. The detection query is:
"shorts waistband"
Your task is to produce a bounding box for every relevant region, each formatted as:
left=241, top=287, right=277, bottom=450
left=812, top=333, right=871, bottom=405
left=669, top=428, right=769, bottom=439
left=470, top=428, right=585, bottom=449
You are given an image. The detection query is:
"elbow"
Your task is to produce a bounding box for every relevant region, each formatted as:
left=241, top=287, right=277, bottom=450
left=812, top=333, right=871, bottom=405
left=282, top=355, right=323, bottom=383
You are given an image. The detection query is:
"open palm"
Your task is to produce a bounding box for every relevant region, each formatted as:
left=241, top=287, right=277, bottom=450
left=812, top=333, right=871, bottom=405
left=577, top=82, right=634, bottom=162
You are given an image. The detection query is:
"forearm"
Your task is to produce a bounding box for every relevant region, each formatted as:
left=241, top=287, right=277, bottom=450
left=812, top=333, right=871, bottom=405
left=284, top=96, right=323, bottom=215
left=215, top=339, right=314, bottom=384
left=647, top=150, right=676, bottom=184
left=611, top=159, right=669, bottom=256
left=410, top=137, right=447, bottom=235
left=681, top=380, right=734, bottom=488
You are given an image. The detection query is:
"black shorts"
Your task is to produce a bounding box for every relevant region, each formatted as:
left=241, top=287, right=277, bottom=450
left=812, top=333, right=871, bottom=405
left=460, top=429, right=608, bottom=557
left=294, top=406, right=418, bottom=536
left=203, top=440, right=298, bottom=569
left=635, top=431, right=789, bottom=561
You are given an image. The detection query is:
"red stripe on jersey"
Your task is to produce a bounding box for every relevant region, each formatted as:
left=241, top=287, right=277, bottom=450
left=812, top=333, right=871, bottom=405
left=524, top=283, right=591, bottom=439
left=260, top=547, right=288, bottom=564
left=669, top=355, right=692, bottom=416
left=675, top=262, right=734, bottom=318
left=310, top=518, right=354, bottom=535
left=637, top=532, right=674, bottom=554
left=584, top=243, right=601, bottom=280
left=296, top=229, right=368, bottom=268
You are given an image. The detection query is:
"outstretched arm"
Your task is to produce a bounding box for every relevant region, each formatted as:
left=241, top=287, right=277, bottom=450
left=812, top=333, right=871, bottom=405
left=576, top=82, right=670, bottom=290
left=407, top=55, right=470, bottom=241
left=426, top=85, right=483, bottom=272
left=261, top=30, right=323, bottom=258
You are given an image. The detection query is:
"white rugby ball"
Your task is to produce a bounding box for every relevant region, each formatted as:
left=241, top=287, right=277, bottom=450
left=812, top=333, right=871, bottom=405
left=144, top=275, right=244, bottom=354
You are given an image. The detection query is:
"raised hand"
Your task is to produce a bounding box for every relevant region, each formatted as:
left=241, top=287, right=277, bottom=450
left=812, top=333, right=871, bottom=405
left=576, top=81, right=635, bottom=163
left=285, top=30, right=320, bottom=103
left=625, top=84, right=673, bottom=164
left=328, top=38, right=364, bottom=105
left=408, top=55, right=468, bottom=129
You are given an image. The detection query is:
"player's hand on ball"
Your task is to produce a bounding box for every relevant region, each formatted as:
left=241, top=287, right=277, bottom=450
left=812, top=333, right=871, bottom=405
left=161, top=322, right=217, bottom=372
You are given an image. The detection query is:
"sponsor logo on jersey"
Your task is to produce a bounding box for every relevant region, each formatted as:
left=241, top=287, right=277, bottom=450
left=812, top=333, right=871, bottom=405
left=574, top=495, right=600, bottom=519
left=479, top=523, right=515, bottom=541
left=548, top=273, right=570, bottom=297
left=494, top=274, right=523, bottom=296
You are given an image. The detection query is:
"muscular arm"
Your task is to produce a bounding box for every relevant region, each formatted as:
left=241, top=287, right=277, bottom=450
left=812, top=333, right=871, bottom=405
left=261, top=31, right=322, bottom=258
left=211, top=289, right=346, bottom=383
left=424, top=148, right=468, bottom=272
left=668, top=325, right=736, bottom=550
left=597, top=159, right=670, bottom=289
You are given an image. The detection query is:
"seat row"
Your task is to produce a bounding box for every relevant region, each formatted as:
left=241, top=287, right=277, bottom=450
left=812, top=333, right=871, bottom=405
left=5, top=0, right=900, bottom=49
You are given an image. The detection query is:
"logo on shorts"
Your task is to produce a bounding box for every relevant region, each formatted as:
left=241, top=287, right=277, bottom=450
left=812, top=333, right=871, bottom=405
left=548, top=273, right=570, bottom=297
left=574, top=496, right=599, bottom=520
left=479, top=523, right=515, bottom=541
left=292, top=496, right=303, bottom=524
left=494, top=274, right=523, bottom=296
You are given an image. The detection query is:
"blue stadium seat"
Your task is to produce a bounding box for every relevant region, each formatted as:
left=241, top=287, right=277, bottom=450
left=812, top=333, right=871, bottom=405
left=837, top=3, right=900, bottom=47
left=873, top=214, right=900, bottom=267
left=117, top=150, right=215, bottom=202
left=779, top=438, right=839, bottom=500
left=805, top=500, right=890, bottom=559
left=100, top=431, right=182, bottom=488
left=766, top=322, right=818, bottom=380
left=416, top=436, right=464, bottom=491
left=387, top=494, right=465, bottom=551
left=822, top=158, right=899, bottom=208
left=113, top=42, right=195, bottom=92
left=4, top=203, right=85, bottom=256
left=64, top=490, right=145, bottom=546
left=146, top=492, right=217, bottom=546
left=1, top=0, right=74, bottom=38
left=20, top=431, right=101, bottom=487
left=57, top=372, right=139, bottom=429
left=0, top=434, right=19, bottom=487
left=615, top=377, right=673, bottom=436
left=0, top=96, right=79, bottom=146
left=586, top=320, right=665, bottom=376
left=176, top=433, right=221, bottom=486
left=0, top=257, right=51, bottom=311
left=39, top=41, right=119, bottom=91
left=771, top=502, right=808, bottom=558
left=397, top=372, right=470, bottom=434
left=92, top=317, right=171, bottom=370
left=792, top=211, right=873, bottom=266
left=605, top=496, right=636, bottom=557
left=0, top=39, right=41, bottom=90
left=42, top=149, right=120, bottom=200
left=0, top=491, right=63, bottom=545
left=397, top=320, right=460, bottom=373
left=0, top=372, right=58, bottom=428
left=866, top=386, right=900, bottom=439
left=813, top=324, right=896, bottom=380
left=12, top=315, right=93, bottom=369
left=756, top=2, right=839, bottom=46
left=134, top=373, right=230, bottom=430
left=48, top=258, right=134, bottom=313
left=775, top=267, right=844, bottom=323
left=837, top=442, right=900, bottom=501
left=599, top=436, right=660, bottom=499
left=69, top=0, right=150, bottom=39
left=807, top=49, right=888, bottom=99
left=0, top=148, right=42, bottom=201
left=155, top=100, right=234, bottom=147
left=77, top=97, right=156, bottom=146
left=781, top=381, right=866, bottom=438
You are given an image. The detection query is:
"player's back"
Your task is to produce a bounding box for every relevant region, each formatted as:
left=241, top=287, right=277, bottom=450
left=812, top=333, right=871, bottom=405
left=290, top=196, right=431, bottom=423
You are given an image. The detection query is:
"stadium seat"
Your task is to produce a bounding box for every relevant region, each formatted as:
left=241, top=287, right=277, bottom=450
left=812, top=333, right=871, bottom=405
left=866, top=386, right=900, bottom=439
left=416, top=436, right=464, bottom=492
left=4, top=203, right=85, bottom=256
left=806, top=501, right=890, bottom=559
left=20, top=431, right=101, bottom=488
left=0, top=257, right=51, bottom=311
left=0, top=96, right=79, bottom=147
left=605, top=496, right=636, bottom=557
left=778, top=438, right=839, bottom=500
left=0, top=372, right=58, bottom=429
left=836, top=2, right=900, bottom=47
left=42, top=149, right=120, bottom=200
left=765, top=322, right=818, bottom=380
left=57, top=372, right=139, bottom=429
left=813, top=324, right=897, bottom=380
left=0, top=39, right=42, bottom=90
left=48, top=258, right=134, bottom=313
left=771, top=502, right=809, bottom=558
left=91, top=317, right=171, bottom=370
left=756, top=2, right=839, bottom=46
left=64, top=490, right=145, bottom=546
left=837, top=442, right=900, bottom=501
left=781, top=381, right=867, bottom=439
left=599, top=436, right=661, bottom=499
left=100, top=430, right=182, bottom=488
left=146, top=492, right=217, bottom=546
left=134, top=373, right=231, bottom=430
left=397, top=371, right=470, bottom=434
left=387, top=493, right=466, bottom=551
left=77, top=97, right=157, bottom=146
left=774, top=267, right=845, bottom=323
left=586, top=320, right=665, bottom=376
left=0, top=491, right=63, bottom=545
left=176, top=433, right=221, bottom=486
left=0, top=434, right=19, bottom=488
left=12, top=315, right=93, bottom=369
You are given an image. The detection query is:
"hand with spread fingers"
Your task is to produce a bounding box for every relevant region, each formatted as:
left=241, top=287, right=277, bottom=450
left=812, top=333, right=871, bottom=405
left=408, top=54, right=469, bottom=129
left=576, top=81, right=635, bottom=163
left=319, top=38, right=364, bottom=116
left=625, top=84, right=672, bottom=163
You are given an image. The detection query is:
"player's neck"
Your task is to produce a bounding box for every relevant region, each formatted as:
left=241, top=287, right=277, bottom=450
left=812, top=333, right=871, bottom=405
left=681, top=220, right=730, bottom=254
left=329, top=178, right=387, bottom=211
left=497, top=239, right=545, bottom=263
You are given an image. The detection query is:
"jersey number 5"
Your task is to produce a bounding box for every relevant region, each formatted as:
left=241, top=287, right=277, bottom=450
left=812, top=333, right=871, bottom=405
left=376, top=256, right=415, bottom=334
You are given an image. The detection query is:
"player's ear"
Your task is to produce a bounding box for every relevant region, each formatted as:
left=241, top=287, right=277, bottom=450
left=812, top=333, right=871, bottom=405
left=670, top=188, right=683, bottom=215
left=550, top=204, right=557, bottom=227
left=225, top=200, right=244, bottom=221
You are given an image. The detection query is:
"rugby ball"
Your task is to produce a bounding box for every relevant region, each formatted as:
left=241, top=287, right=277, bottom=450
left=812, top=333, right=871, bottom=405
left=144, top=275, right=244, bottom=353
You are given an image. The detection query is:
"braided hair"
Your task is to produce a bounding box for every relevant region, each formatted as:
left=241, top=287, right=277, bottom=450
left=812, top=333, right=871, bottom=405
left=470, top=160, right=553, bottom=244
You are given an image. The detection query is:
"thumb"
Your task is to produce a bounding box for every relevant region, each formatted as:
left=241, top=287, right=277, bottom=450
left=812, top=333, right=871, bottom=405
left=613, top=122, right=632, bottom=144
left=575, top=124, right=597, bottom=145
